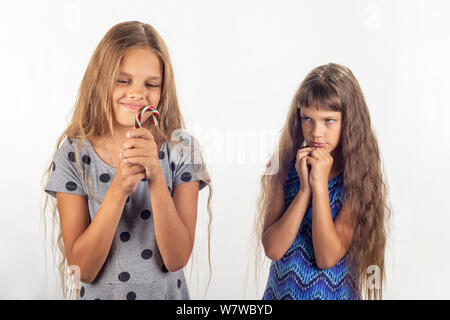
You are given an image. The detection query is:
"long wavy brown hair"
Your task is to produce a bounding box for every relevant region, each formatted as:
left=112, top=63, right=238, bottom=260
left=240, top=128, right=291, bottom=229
left=41, top=21, right=213, bottom=299
left=254, top=63, right=391, bottom=300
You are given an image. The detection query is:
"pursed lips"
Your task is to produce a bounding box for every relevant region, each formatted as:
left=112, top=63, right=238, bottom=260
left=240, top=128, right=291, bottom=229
left=311, top=142, right=327, bottom=147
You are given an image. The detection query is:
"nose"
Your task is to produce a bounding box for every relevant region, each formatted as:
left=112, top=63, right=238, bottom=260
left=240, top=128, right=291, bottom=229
left=311, top=122, right=324, bottom=139
left=127, top=84, right=145, bottom=100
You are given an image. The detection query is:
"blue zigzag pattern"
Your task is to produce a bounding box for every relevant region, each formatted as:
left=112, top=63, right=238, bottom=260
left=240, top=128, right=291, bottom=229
left=262, top=159, right=359, bottom=300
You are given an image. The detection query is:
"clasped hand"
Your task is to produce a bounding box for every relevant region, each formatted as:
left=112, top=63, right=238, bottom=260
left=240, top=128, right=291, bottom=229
left=295, top=147, right=333, bottom=193
left=119, top=128, right=162, bottom=180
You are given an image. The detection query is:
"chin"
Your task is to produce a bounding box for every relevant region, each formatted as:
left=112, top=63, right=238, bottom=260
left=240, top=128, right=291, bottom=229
left=114, top=117, right=135, bottom=128
left=112, top=112, right=135, bottom=127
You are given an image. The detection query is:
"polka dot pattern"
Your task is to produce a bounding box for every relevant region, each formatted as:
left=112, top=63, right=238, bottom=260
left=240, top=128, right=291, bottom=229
left=141, top=249, right=153, bottom=260
left=82, top=155, right=91, bottom=165
left=181, top=172, right=192, bottom=182
left=118, top=272, right=130, bottom=282
left=45, top=138, right=204, bottom=299
left=181, top=137, right=190, bottom=146
left=120, top=232, right=130, bottom=242
left=68, top=152, right=76, bottom=162
left=65, top=181, right=77, bottom=191
left=99, top=173, right=110, bottom=183
left=126, top=292, right=136, bottom=300
left=140, top=210, right=151, bottom=220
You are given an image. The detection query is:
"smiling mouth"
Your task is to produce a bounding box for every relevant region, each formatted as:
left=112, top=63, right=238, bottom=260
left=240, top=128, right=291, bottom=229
left=121, top=102, right=144, bottom=111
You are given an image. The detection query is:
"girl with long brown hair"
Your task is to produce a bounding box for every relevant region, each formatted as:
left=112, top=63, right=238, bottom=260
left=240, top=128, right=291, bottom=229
left=257, top=63, right=390, bottom=300
left=42, top=21, right=212, bottom=300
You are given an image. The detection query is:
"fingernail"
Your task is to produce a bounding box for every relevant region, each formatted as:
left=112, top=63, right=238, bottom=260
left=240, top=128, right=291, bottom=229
left=126, top=132, right=130, bottom=138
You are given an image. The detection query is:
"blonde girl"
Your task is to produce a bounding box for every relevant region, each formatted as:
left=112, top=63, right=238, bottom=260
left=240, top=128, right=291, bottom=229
left=42, top=21, right=211, bottom=300
left=257, top=63, right=390, bottom=300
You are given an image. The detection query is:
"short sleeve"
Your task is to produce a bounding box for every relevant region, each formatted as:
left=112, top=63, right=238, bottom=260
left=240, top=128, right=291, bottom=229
left=45, top=139, right=86, bottom=198
left=170, top=132, right=210, bottom=191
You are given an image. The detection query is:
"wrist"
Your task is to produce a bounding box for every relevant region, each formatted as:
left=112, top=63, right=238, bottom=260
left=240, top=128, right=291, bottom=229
left=299, top=187, right=311, bottom=198
left=148, top=168, right=166, bottom=188
left=109, top=179, right=129, bottom=201
left=312, top=184, right=328, bottom=196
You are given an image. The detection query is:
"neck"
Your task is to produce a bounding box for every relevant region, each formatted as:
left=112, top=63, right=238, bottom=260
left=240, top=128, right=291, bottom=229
left=107, top=124, right=132, bottom=148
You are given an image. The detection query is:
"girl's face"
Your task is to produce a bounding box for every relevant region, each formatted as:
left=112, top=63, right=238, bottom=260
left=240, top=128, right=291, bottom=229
left=111, top=47, right=163, bottom=128
left=299, top=106, right=342, bottom=154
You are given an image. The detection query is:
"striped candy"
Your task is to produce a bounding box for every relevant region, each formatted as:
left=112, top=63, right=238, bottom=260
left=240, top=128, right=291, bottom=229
left=134, top=105, right=159, bottom=129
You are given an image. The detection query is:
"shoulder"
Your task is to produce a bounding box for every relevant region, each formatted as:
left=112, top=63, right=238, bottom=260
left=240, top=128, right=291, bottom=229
left=47, top=138, right=88, bottom=196
left=55, top=137, right=91, bottom=154
left=53, top=138, right=77, bottom=162
left=165, top=129, right=210, bottom=189
left=52, top=137, right=92, bottom=169
left=166, top=129, right=204, bottom=164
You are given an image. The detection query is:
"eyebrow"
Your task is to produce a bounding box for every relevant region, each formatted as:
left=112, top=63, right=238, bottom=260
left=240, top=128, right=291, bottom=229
left=118, top=71, right=162, bottom=81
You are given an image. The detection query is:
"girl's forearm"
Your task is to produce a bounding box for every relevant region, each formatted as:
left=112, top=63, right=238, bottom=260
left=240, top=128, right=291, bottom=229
left=262, top=190, right=311, bottom=261
left=69, top=182, right=127, bottom=283
left=148, top=171, right=193, bottom=271
left=311, top=186, right=344, bottom=269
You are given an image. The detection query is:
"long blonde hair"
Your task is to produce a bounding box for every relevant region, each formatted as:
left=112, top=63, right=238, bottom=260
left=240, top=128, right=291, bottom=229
left=41, top=21, right=213, bottom=299
left=254, top=63, right=391, bottom=300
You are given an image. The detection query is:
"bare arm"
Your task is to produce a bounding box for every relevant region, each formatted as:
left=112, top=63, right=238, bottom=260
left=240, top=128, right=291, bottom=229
left=56, top=183, right=127, bottom=283
left=306, top=148, right=354, bottom=269
left=57, top=160, right=145, bottom=283
left=311, top=186, right=354, bottom=269
left=148, top=170, right=199, bottom=271
left=262, top=148, right=316, bottom=261
left=262, top=186, right=311, bottom=261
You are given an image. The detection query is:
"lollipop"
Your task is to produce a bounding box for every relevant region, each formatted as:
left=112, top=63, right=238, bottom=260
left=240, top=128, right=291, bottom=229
left=135, top=106, right=159, bottom=128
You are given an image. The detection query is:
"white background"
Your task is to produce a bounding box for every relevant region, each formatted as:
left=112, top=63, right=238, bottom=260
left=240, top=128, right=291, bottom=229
left=0, top=0, right=449, bottom=299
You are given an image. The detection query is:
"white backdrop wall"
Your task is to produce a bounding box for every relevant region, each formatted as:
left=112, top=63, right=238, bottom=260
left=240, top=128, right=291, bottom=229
left=0, top=0, right=449, bottom=299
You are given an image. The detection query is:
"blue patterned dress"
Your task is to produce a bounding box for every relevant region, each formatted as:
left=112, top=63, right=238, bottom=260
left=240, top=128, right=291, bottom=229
left=262, top=159, right=359, bottom=300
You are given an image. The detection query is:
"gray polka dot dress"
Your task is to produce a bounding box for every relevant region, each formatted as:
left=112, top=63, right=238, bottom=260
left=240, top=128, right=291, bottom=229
left=45, top=133, right=209, bottom=300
